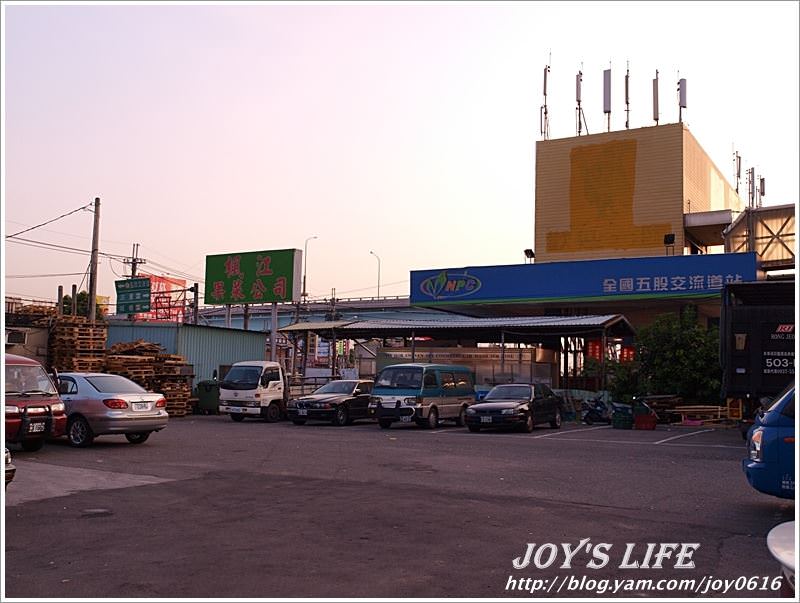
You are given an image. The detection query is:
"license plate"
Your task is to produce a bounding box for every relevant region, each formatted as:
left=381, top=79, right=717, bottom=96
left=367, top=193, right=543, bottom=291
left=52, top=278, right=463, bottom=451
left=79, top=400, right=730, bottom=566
left=132, top=402, right=149, bottom=411
left=230, top=407, right=242, bottom=413
left=401, top=415, right=412, bottom=423
left=481, top=416, right=492, bottom=423
left=298, top=409, right=308, bottom=416
left=28, top=422, right=45, bottom=433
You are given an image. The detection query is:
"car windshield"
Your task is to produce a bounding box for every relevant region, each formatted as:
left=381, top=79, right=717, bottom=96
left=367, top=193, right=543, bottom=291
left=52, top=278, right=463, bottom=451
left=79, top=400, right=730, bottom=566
left=221, top=366, right=262, bottom=388
left=85, top=375, right=147, bottom=394
left=314, top=381, right=357, bottom=395
left=767, top=383, right=795, bottom=415
left=5, top=364, right=58, bottom=395
left=375, top=367, right=423, bottom=389
left=485, top=385, right=532, bottom=401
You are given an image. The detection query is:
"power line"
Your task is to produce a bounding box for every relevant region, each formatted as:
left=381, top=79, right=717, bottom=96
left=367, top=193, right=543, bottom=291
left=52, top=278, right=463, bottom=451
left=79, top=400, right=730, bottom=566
left=5, top=203, right=93, bottom=238
left=6, top=272, right=87, bottom=279
left=6, top=236, right=128, bottom=259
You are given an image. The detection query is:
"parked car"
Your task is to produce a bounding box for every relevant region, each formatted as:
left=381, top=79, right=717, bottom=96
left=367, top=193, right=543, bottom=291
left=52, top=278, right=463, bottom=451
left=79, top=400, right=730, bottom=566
left=4, top=448, right=15, bottom=491
left=742, top=383, right=794, bottom=499
left=465, top=383, right=562, bottom=433
left=5, top=353, right=67, bottom=451
left=287, top=380, right=374, bottom=426
left=767, top=520, right=795, bottom=598
left=368, top=363, right=475, bottom=429
left=57, top=372, right=169, bottom=447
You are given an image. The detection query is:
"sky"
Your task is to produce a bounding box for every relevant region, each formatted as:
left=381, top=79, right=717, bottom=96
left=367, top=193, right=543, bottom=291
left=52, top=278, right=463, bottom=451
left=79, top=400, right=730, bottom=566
left=2, top=1, right=798, bottom=310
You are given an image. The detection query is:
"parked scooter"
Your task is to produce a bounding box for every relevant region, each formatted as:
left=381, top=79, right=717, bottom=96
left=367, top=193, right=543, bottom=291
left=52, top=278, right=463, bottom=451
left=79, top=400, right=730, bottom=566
left=581, top=395, right=613, bottom=425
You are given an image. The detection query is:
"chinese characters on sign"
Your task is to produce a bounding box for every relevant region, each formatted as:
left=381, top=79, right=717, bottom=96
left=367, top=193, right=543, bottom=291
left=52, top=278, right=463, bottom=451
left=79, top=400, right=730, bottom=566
left=115, top=277, right=152, bottom=314
left=204, top=249, right=301, bottom=305
left=602, top=274, right=743, bottom=295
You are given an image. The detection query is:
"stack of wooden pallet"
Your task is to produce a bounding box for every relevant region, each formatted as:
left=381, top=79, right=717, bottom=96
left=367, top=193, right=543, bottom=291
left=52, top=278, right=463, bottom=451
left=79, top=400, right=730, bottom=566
left=49, top=316, right=107, bottom=372
left=105, top=340, right=194, bottom=417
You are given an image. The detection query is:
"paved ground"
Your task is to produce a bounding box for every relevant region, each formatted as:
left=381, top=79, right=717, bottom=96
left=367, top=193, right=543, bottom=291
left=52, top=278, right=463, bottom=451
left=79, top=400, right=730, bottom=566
left=3, top=417, right=794, bottom=598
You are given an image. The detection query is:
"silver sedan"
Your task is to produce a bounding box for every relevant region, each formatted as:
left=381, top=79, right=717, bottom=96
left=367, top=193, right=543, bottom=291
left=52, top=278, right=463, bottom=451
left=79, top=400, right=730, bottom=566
left=57, top=373, right=169, bottom=447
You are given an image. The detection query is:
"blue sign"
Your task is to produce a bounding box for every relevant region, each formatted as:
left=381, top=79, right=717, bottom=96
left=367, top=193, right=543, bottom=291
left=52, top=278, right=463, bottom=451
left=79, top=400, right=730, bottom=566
left=411, top=253, right=759, bottom=305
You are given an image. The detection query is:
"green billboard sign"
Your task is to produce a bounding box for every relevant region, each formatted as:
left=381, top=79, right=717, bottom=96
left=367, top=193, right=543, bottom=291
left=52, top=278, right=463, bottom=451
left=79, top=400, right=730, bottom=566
left=204, top=248, right=302, bottom=305
left=115, top=277, right=152, bottom=314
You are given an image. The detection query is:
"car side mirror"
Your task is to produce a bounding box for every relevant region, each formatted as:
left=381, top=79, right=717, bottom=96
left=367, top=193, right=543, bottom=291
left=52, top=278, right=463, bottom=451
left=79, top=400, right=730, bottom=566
left=354, top=388, right=362, bottom=396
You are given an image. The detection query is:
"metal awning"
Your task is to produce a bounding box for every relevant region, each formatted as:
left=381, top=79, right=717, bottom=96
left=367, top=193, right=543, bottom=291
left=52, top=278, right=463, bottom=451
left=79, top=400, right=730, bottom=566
left=279, top=315, right=635, bottom=342
left=684, top=209, right=733, bottom=246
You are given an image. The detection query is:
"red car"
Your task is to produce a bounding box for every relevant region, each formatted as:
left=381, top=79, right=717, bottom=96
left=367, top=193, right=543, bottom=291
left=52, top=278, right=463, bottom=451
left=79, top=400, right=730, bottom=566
left=5, top=354, right=67, bottom=451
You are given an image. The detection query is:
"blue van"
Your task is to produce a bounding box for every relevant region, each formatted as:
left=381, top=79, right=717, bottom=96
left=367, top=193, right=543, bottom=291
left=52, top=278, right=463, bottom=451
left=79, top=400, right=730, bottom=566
left=368, top=363, right=475, bottom=429
left=742, top=384, right=795, bottom=499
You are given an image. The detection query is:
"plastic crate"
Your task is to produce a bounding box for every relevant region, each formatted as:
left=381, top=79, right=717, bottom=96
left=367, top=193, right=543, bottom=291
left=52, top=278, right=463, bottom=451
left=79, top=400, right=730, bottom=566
left=634, top=414, right=657, bottom=430
left=612, top=414, right=634, bottom=429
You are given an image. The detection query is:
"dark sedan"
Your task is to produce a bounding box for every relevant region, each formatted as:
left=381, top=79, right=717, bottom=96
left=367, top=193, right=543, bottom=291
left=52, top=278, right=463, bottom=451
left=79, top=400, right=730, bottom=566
left=465, top=383, right=563, bottom=433
left=287, top=380, right=374, bottom=426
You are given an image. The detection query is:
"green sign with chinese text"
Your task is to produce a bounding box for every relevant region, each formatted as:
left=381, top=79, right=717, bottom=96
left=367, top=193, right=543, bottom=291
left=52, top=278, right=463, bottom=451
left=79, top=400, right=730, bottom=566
left=204, top=249, right=301, bottom=305
left=115, top=277, right=152, bottom=314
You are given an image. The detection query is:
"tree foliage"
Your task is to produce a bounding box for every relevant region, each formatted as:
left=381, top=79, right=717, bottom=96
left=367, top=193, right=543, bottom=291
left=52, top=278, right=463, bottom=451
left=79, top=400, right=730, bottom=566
left=634, top=306, right=720, bottom=403
left=61, top=291, right=105, bottom=321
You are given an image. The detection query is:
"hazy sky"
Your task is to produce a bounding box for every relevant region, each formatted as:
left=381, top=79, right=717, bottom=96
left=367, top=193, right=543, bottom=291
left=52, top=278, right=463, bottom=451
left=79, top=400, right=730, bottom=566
left=3, top=1, right=798, bottom=308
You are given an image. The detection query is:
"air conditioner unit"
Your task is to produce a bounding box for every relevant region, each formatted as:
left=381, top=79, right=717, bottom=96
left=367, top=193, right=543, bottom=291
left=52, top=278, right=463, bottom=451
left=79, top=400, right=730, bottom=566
left=5, top=329, right=27, bottom=345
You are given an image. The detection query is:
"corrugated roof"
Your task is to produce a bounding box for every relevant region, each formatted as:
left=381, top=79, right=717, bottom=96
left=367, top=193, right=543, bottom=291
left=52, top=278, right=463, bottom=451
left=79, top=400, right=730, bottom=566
left=341, top=315, right=623, bottom=330
left=279, top=320, right=355, bottom=332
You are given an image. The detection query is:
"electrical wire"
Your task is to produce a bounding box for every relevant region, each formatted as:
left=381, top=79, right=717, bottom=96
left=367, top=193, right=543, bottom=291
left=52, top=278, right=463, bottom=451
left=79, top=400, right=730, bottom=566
left=6, top=272, right=87, bottom=279
left=6, top=236, right=128, bottom=259
left=5, top=203, right=94, bottom=238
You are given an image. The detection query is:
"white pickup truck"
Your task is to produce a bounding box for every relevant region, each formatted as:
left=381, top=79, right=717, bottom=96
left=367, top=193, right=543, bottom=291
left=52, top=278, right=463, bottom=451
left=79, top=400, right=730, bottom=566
left=218, top=361, right=287, bottom=422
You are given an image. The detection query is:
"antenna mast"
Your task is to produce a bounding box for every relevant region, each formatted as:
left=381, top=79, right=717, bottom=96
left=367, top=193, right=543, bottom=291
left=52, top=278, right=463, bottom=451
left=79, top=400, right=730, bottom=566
left=677, top=74, right=687, bottom=123
left=652, top=69, right=659, bottom=125
left=625, top=62, right=630, bottom=129
left=733, top=150, right=742, bottom=194
left=540, top=56, right=551, bottom=140
left=576, top=68, right=589, bottom=135
left=603, top=64, right=611, bottom=132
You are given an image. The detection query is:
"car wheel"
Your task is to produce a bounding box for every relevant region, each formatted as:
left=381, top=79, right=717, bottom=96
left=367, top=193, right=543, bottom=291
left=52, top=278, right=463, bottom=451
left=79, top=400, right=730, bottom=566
left=522, top=412, right=534, bottom=433
left=455, top=406, right=466, bottom=427
left=427, top=407, right=439, bottom=429
left=332, top=405, right=349, bottom=427
left=230, top=413, right=245, bottom=422
left=67, top=416, right=94, bottom=448
left=263, top=403, right=281, bottom=423
left=292, top=420, right=307, bottom=426
left=21, top=439, right=45, bottom=452
left=550, top=409, right=562, bottom=429
left=467, top=425, right=481, bottom=433
left=125, top=432, right=150, bottom=444
left=378, top=419, right=392, bottom=429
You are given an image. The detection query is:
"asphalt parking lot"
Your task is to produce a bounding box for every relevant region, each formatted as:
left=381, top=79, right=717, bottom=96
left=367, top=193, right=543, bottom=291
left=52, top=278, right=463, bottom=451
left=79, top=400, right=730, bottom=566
left=4, top=417, right=794, bottom=598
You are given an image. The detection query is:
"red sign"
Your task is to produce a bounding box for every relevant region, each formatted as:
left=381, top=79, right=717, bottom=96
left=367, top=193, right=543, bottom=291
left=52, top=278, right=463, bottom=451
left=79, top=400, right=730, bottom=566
left=134, top=274, right=186, bottom=322
left=620, top=345, right=636, bottom=363
left=586, top=339, right=603, bottom=361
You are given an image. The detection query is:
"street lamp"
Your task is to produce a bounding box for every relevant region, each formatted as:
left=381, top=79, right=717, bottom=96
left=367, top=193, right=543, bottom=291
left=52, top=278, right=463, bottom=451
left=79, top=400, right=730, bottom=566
left=369, top=250, right=381, bottom=298
left=302, top=235, right=318, bottom=300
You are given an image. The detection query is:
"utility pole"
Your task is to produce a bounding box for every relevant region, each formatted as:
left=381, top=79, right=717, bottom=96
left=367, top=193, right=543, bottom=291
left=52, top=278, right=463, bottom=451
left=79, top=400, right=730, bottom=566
left=192, top=283, right=199, bottom=325
left=125, top=243, right=146, bottom=277
left=87, top=197, right=101, bottom=324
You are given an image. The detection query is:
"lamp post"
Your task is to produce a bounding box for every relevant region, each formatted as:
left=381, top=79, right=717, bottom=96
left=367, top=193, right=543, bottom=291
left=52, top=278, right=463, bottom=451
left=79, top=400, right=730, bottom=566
left=302, top=235, right=318, bottom=300
left=369, top=250, right=381, bottom=298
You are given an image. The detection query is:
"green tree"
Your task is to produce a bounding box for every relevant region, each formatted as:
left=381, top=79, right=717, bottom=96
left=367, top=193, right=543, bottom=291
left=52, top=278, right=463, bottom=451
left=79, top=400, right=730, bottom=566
left=61, top=291, right=105, bottom=321
left=606, top=359, right=641, bottom=403
left=635, top=306, right=720, bottom=403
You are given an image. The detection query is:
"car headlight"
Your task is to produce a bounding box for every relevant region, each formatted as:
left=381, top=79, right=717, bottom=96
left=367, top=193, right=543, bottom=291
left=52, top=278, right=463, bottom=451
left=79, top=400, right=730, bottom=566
left=501, top=408, right=518, bottom=415
left=6, top=405, right=20, bottom=415
left=50, top=402, right=65, bottom=413
left=466, top=407, right=477, bottom=415
left=4, top=449, right=10, bottom=465
left=749, top=429, right=764, bottom=461
left=404, top=397, right=421, bottom=406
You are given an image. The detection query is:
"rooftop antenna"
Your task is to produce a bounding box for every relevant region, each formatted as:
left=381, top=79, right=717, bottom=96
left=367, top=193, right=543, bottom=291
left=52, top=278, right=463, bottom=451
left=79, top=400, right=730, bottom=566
left=733, top=150, right=742, bottom=194
left=747, top=167, right=755, bottom=209
left=625, top=61, right=630, bottom=129
left=677, top=73, right=687, bottom=123
left=540, top=53, right=551, bottom=140
left=576, top=66, right=589, bottom=135
left=652, top=69, right=659, bottom=125
left=603, top=62, right=611, bottom=132
left=757, top=175, right=765, bottom=208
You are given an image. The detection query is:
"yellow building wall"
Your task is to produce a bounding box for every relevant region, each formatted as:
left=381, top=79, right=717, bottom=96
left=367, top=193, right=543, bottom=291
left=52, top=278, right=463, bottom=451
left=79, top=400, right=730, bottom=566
left=682, top=128, right=744, bottom=214
left=535, top=123, right=684, bottom=262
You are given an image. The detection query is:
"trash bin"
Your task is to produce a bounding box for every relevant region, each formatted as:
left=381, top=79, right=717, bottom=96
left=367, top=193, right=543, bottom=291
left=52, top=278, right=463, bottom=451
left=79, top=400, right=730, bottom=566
left=195, top=380, right=220, bottom=414
left=611, top=403, right=633, bottom=429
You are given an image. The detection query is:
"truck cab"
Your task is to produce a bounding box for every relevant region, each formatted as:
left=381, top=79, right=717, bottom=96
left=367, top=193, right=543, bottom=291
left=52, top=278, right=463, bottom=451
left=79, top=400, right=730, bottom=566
left=218, top=361, right=287, bottom=423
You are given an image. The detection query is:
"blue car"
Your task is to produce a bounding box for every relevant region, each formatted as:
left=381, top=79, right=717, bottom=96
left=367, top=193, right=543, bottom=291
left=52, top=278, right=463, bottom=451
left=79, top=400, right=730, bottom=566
left=742, top=384, right=795, bottom=499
